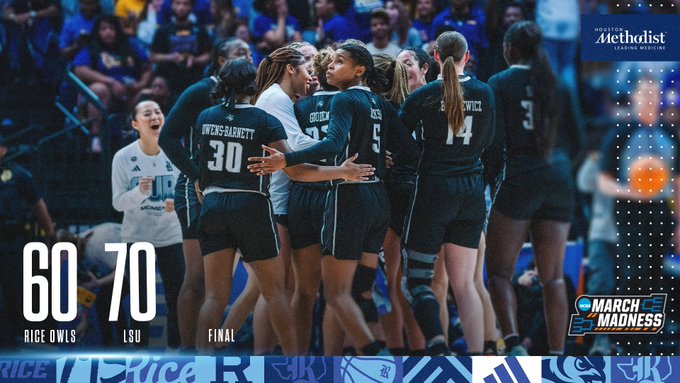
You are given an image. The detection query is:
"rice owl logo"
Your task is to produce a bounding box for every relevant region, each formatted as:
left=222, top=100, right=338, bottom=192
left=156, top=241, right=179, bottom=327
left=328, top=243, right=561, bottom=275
left=568, top=294, right=666, bottom=336
left=267, top=357, right=329, bottom=383
left=612, top=357, right=674, bottom=383
left=542, top=357, right=608, bottom=383
left=335, top=356, right=400, bottom=383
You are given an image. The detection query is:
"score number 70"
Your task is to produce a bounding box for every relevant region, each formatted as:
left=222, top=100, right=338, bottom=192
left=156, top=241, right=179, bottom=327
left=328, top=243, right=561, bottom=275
left=23, top=242, right=157, bottom=322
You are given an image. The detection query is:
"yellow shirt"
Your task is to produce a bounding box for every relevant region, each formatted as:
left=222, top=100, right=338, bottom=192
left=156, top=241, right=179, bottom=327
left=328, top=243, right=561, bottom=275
left=114, top=0, right=147, bottom=18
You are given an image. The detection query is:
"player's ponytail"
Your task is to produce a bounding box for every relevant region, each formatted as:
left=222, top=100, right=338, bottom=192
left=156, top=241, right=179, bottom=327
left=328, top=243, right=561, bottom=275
left=435, top=31, right=467, bottom=136
left=373, top=53, right=409, bottom=106
left=213, top=59, right=258, bottom=110
left=253, top=47, right=306, bottom=104
left=504, top=21, right=558, bottom=158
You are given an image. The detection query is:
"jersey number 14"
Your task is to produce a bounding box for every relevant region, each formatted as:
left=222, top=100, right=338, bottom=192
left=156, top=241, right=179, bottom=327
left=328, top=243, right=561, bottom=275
left=446, top=115, right=473, bottom=145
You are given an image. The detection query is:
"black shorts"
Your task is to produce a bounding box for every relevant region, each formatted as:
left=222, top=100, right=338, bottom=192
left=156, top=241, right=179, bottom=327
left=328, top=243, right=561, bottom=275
left=493, top=162, right=574, bottom=222
left=288, top=182, right=329, bottom=250
left=321, top=182, right=390, bottom=261
left=385, top=174, right=416, bottom=237
left=404, top=174, right=485, bottom=253
left=197, top=191, right=279, bottom=262
left=175, top=176, right=201, bottom=240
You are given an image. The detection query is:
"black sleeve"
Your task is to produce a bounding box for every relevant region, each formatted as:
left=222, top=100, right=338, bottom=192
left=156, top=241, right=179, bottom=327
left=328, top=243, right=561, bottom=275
left=482, top=86, right=497, bottom=149
left=399, top=90, right=420, bottom=134
left=159, top=82, right=210, bottom=181
left=484, top=75, right=505, bottom=184
left=386, top=104, right=419, bottom=167
left=284, top=93, right=353, bottom=166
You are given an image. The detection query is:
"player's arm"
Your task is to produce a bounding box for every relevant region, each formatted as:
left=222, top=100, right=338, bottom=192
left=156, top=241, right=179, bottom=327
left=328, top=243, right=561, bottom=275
left=249, top=94, right=353, bottom=170
left=386, top=104, right=418, bottom=167
left=258, top=140, right=375, bottom=182
left=483, top=76, right=506, bottom=184
left=159, top=86, right=207, bottom=181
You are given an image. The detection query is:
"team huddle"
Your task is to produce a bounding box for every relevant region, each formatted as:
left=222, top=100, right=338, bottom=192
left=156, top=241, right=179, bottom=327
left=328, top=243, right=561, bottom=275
left=116, top=20, right=582, bottom=357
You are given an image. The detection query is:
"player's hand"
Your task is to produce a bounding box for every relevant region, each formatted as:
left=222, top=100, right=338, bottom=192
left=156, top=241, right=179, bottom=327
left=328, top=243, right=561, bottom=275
left=194, top=179, right=204, bottom=204
left=247, top=145, right=287, bottom=175
left=341, top=153, right=375, bottom=182
left=385, top=150, right=394, bottom=169
left=138, top=176, right=153, bottom=195
left=164, top=198, right=175, bottom=212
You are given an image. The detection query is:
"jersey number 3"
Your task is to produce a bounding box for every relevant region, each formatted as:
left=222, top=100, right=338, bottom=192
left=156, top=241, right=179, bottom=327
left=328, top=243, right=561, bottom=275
left=446, top=115, right=473, bottom=145
left=207, top=140, right=243, bottom=173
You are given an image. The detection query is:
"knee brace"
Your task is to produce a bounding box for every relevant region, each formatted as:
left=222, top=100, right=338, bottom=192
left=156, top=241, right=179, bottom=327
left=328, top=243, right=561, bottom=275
left=352, top=265, right=378, bottom=323
left=405, top=250, right=443, bottom=342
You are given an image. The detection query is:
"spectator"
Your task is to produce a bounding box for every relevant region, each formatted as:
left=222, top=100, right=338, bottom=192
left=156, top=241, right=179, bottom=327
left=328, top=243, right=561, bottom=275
left=73, top=15, right=152, bottom=152
left=2, top=0, right=59, bottom=75
left=410, top=0, right=437, bottom=44
left=314, top=0, right=359, bottom=47
left=348, top=0, right=384, bottom=42
left=431, top=0, right=488, bottom=61
left=486, top=1, right=525, bottom=78
left=534, top=0, right=579, bottom=94
left=114, top=0, right=146, bottom=36
left=151, top=0, right=212, bottom=96
left=0, top=145, right=55, bottom=348
left=158, top=0, right=212, bottom=25
left=252, top=0, right=302, bottom=60
left=59, top=0, right=102, bottom=61
left=366, top=8, right=401, bottom=57
left=136, top=0, right=164, bottom=47
left=133, top=74, right=174, bottom=114
left=234, top=21, right=260, bottom=64
left=385, top=0, right=422, bottom=48
left=208, top=0, right=237, bottom=40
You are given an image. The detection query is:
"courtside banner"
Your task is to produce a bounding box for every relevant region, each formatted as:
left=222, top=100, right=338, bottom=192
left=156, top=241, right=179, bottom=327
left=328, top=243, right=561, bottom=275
left=581, top=14, right=680, bottom=61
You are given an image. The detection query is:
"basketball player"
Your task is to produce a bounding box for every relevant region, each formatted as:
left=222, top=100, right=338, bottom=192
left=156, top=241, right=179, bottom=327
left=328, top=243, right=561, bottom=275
left=400, top=31, right=495, bottom=356
left=485, top=21, right=584, bottom=356
left=248, top=43, right=418, bottom=355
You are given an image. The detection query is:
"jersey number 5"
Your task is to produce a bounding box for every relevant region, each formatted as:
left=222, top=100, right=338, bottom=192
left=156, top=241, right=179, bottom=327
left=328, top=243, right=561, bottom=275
left=208, top=140, right=243, bottom=173
left=521, top=100, right=534, bottom=130
left=446, top=115, right=473, bottom=145
left=372, top=123, right=381, bottom=153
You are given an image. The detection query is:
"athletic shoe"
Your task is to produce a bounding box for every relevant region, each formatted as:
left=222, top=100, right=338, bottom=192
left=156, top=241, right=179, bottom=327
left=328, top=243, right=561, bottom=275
left=506, top=345, right=529, bottom=356
left=377, top=348, right=393, bottom=356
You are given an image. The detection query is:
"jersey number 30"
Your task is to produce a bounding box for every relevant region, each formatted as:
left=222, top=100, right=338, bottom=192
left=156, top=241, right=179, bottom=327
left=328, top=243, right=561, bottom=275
left=208, top=140, right=243, bottom=172
left=446, top=115, right=473, bottom=145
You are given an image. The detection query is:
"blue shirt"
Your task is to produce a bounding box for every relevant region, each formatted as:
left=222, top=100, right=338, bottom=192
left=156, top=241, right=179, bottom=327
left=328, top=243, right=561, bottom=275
left=431, top=7, right=489, bottom=59
left=72, top=42, right=149, bottom=83
left=158, top=0, right=211, bottom=25
left=323, top=13, right=359, bottom=43
left=59, top=14, right=95, bottom=50
left=252, top=14, right=300, bottom=43
left=412, top=19, right=432, bottom=43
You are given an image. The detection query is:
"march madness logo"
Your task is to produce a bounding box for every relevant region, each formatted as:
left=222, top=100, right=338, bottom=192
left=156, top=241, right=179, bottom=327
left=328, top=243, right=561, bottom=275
left=568, top=294, right=666, bottom=336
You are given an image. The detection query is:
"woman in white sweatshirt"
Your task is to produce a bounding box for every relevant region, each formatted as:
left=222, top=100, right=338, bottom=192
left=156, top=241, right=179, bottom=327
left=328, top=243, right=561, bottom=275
left=111, top=100, right=184, bottom=348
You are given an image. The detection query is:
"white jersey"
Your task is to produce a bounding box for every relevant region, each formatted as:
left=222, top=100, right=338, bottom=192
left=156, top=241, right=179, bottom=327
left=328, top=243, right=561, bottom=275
left=111, top=140, right=182, bottom=247
left=255, top=83, right=317, bottom=215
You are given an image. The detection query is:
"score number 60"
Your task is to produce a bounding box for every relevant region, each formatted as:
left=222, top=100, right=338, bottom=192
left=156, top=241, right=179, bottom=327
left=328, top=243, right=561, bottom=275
left=23, top=242, right=156, bottom=322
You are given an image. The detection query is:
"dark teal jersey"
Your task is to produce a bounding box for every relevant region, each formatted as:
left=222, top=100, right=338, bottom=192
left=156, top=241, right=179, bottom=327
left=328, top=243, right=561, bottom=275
left=400, top=75, right=495, bottom=177
left=487, top=66, right=584, bottom=177
left=197, top=104, right=287, bottom=193
left=294, top=90, right=339, bottom=166
left=293, top=90, right=339, bottom=188
left=159, top=76, right=218, bottom=181
left=285, top=86, right=418, bottom=182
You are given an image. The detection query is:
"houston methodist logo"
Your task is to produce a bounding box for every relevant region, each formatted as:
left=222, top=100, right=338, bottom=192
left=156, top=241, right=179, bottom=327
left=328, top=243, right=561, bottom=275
left=581, top=14, right=680, bottom=61
left=568, top=294, right=666, bottom=336
left=594, top=28, right=666, bottom=47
